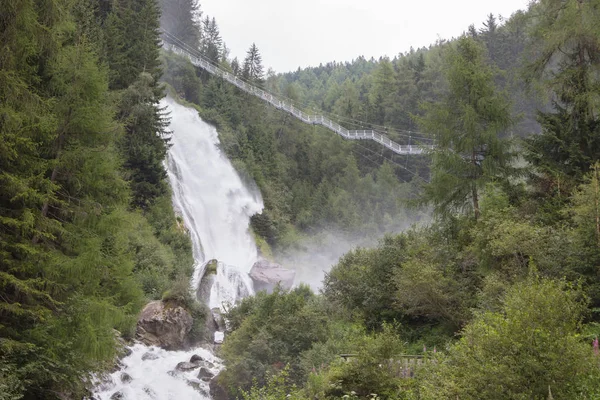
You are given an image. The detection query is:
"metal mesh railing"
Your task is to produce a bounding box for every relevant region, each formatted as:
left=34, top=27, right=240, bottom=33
left=163, top=42, right=433, bottom=156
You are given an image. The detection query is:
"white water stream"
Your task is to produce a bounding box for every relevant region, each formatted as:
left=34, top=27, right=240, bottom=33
left=93, top=97, right=263, bottom=399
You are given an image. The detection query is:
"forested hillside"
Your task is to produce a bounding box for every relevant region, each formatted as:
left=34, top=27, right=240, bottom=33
left=159, top=4, right=549, bottom=256
left=160, top=6, right=431, bottom=256
left=4, top=0, right=600, bottom=398
left=269, top=11, right=544, bottom=141
left=0, top=1, right=195, bottom=398
left=157, top=0, right=600, bottom=399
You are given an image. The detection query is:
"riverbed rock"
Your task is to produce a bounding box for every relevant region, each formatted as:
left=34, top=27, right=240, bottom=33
left=211, top=308, right=226, bottom=331
left=198, top=367, right=214, bottom=381
left=249, top=259, right=295, bottom=293
left=120, top=372, right=133, bottom=384
left=190, top=354, right=205, bottom=363
left=176, top=361, right=200, bottom=371
left=110, top=391, right=124, bottom=400
left=141, top=351, right=159, bottom=361
left=136, top=301, right=193, bottom=350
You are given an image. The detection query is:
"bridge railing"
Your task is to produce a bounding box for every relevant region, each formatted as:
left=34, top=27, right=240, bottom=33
left=163, top=42, right=432, bottom=156
left=338, top=354, right=434, bottom=378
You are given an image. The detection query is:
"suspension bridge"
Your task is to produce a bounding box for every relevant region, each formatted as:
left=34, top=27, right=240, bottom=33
left=161, top=34, right=433, bottom=156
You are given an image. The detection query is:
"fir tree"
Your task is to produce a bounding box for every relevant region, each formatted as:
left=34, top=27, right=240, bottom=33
left=201, top=16, right=223, bottom=62
left=243, top=43, right=265, bottom=83
left=525, top=0, right=600, bottom=179
left=159, top=0, right=202, bottom=50
left=417, top=37, right=514, bottom=219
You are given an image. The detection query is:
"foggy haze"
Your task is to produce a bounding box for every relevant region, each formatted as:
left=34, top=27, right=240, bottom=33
left=198, top=0, right=531, bottom=73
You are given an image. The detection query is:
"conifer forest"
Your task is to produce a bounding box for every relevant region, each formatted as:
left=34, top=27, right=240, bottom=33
left=3, top=0, right=600, bottom=399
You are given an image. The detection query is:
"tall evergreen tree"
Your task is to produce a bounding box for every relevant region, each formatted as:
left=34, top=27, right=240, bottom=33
left=417, top=37, right=514, bottom=219
left=159, top=0, right=202, bottom=50
left=200, top=16, right=223, bottom=62
left=105, top=0, right=170, bottom=209
left=242, top=43, right=264, bottom=83
left=231, top=56, right=241, bottom=75
left=105, top=0, right=162, bottom=90
left=525, top=0, right=600, bottom=179
left=479, top=13, right=499, bottom=62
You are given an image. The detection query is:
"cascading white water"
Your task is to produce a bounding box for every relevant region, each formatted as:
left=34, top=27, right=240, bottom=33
left=93, top=97, right=263, bottom=399
left=165, top=97, right=263, bottom=305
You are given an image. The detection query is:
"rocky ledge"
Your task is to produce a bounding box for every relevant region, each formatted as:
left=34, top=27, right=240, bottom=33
left=249, top=258, right=295, bottom=293
left=136, top=300, right=193, bottom=350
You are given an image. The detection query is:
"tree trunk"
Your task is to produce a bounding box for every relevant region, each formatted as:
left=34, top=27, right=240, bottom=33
left=471, top=150, right=480, bottom=220
left=472, top=184, right=480, bottom=221
left=32, top=108, right=72, bottom=244
left=594, top=164, right=600, bottom=247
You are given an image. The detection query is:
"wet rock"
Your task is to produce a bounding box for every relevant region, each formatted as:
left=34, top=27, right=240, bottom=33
left=187, top=379, right=210, bottom=396
left=176, top=361, right=200, bottom=371
left=190, top=354, right=204, bottom=363
left=198, top=367, right=214, bottom=381
left=136, top=301, right=193, bottom=350
left=120, top=372, right=133, bottom=383
left=211, top=308, right=226, bottom=331
left=249, top=258, right=295, bottom=293
left=197, top=268, right=216, bottom=305
left=110, top=391, right=124, bottom=400
left=187, top=379, right=201, bottom=391
left=143, top=386, right=156, bottom=398
left=122, top=347, right=133, bottom=357
left=209, top=376, right=229, bottom=400
left=141, top=351, right=159, bottom=361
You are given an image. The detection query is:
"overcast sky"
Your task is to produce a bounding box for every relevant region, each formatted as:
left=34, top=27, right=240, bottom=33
left=197, top=0, right=531, bottom=73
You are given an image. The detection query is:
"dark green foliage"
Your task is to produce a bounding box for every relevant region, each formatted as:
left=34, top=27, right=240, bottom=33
left=118, top=72, right=170, bottom=209
left=219, top=286, right=329, bottom=397
left=314, top=326, right=407, bottom=399
left=420, top=276, right=600, bottom=399
left=525, top=0, right=600, bottom=179
left=104, top=0, right=170, bottom=210
left=323, top=235, right=407, bottom=329
left=160, top=50, right=425, bottom=251
left=243, top=43, right=264, bottom=83
left=163, top=4, right=600, bottom=400
left=160, top=0, right=201, bottom=50
left=200, top=16, right=223, bottom=62
left=104, top=0, right=162, bottom=91
left=417, top=36, right=515, bottom=220
left=0, top=0, right=193, bottom=397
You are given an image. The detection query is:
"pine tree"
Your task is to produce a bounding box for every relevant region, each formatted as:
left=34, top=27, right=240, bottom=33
left=525, top=0, right=600, bottom=179
left=369, top=58, right=395, bottom=125
left=243, top=43, right=264, bottom=83
left=159, top=0, right=202, bottom=50
left=231, top=57, right=241, bottom=75
left=417, top=37, right=514, bottom=219
left=201, top=16, right=223, bottom=62
left=479, top=14, right=499, bottom=62
left=0, top=1, right=149, bottom=396
left=105, top=0, right=170, bottom=209
left=105, top=0, right=162, bottom=90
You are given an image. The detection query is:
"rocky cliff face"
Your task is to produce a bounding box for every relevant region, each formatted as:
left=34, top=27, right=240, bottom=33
left=136, top=301, right=193, bottom=350
left=249, top=258, right=295, bottom=293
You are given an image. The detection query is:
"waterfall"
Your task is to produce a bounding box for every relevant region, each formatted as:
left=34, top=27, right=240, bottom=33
left=93, top=97, right=263, bottom=399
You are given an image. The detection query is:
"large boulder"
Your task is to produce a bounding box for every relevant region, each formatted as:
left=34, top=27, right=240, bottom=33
left=136, top=301, right=193, bottom=350
left=249, top=259, right=295, bottom=293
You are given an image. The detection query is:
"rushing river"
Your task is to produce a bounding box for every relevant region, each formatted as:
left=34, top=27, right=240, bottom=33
left=93, top=97, right=264, bottom=399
